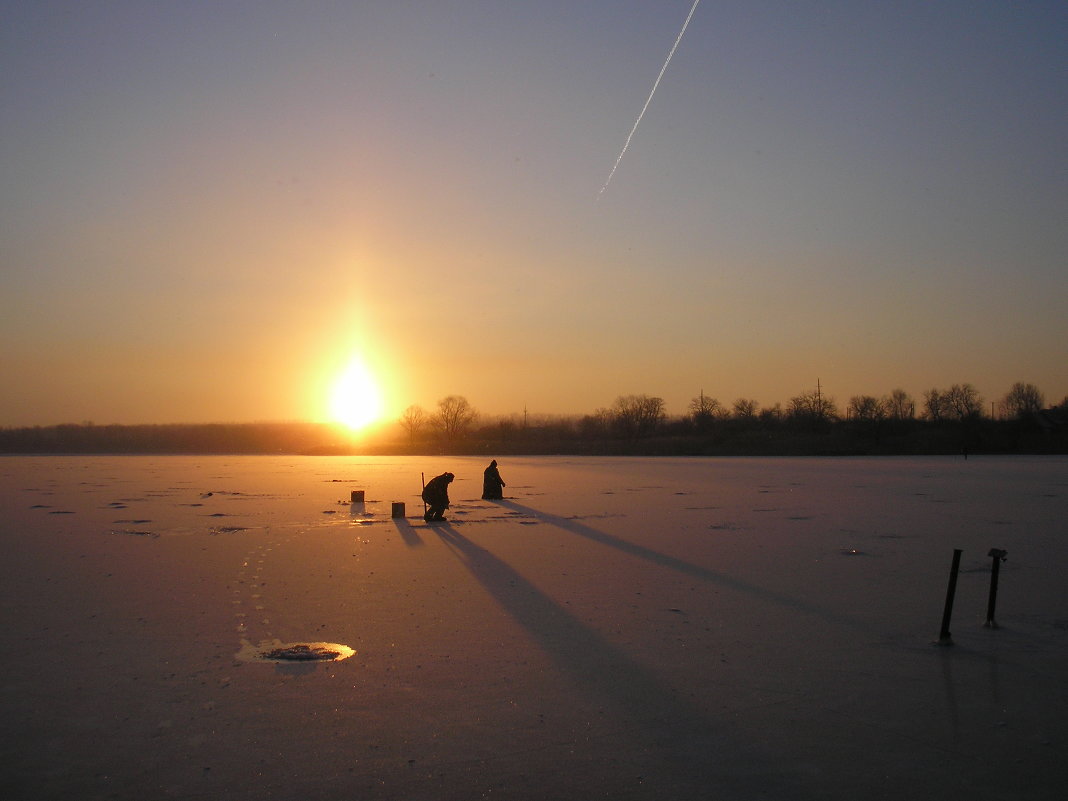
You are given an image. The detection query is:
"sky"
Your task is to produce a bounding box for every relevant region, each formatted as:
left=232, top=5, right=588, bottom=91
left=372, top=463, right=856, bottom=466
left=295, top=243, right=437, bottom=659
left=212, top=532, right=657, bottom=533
left=2, top=1, right=1066, bottom=428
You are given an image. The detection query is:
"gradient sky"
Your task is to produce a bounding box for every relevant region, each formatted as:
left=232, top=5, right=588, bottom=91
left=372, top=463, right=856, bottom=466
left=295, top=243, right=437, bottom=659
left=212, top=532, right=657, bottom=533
left=3, top=1, right=1066, bottom=427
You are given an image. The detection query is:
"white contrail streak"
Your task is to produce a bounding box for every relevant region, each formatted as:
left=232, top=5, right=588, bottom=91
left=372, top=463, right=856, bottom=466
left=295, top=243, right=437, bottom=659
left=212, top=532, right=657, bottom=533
left=598, top=0, right=701, bottom=199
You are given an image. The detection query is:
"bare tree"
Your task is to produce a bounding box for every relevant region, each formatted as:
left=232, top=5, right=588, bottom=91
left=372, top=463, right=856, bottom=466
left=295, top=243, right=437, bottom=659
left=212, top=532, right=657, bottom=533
left=689, top=391, right=722, bottom=428
left=399, top=405, right=427, bottom=445
left=612, top=394, right=665, bottom=438
left=788, top=390, right=838, bottom=423
left=923, top=388, right=947, bottom=421
left=435, top=395, right=477, bottom=440
left=924, top=385, right=982, bottom=421
left=848, top=395, right=886, bottom=423
left=1001, top=382, right=1045, bottom=419
left=944, top=383, right=983, bottom=419
left=732, top=398, right=759, bottom=420
left=883, top=389, right=915, bottom=421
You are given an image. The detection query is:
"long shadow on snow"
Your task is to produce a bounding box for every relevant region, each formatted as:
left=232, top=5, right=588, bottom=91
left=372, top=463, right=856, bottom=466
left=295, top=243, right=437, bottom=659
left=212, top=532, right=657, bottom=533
left=497, top=499, right=867, bottom=632
left=434, top=523, right=817, bottom=800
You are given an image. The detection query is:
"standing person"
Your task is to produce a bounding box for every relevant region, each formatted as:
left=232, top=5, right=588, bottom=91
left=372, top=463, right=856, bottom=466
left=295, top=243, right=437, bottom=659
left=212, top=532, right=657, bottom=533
left=421, top=472, right=454, bottom=522
left=482, top=460, right=506, bottom=500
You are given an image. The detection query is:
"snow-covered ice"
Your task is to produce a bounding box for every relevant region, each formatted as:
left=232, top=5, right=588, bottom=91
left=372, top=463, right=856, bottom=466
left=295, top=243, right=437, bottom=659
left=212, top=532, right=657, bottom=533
left=2, top=454, right=1065, bottom=800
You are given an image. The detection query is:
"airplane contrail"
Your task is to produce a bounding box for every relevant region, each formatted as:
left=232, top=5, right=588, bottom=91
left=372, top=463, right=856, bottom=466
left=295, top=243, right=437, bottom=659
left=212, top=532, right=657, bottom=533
left=598, top=0, right=701, bottom=199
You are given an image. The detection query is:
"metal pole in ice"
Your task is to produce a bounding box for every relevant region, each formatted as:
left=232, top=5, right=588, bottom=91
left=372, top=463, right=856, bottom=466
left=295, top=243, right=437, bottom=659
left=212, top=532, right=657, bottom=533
left=985, top=548, right=1007, bottom=628
left=938, top=549, right=963, bottom=645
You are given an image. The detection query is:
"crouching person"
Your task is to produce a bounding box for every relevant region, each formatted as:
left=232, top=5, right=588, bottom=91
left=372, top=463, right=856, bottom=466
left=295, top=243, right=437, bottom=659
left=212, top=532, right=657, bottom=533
left=422, top=472, right=454, bottom=522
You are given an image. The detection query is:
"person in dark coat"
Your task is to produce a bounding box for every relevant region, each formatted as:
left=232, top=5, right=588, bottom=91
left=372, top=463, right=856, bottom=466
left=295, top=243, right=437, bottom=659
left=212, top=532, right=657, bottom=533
left=422, top=472, right=454, bottom=522
left=482, top=460, right=506, bottom=500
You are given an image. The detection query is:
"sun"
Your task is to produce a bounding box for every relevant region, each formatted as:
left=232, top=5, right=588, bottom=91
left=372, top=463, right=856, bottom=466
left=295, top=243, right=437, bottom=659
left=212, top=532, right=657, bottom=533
left=329, top=357, right=385, bottom=430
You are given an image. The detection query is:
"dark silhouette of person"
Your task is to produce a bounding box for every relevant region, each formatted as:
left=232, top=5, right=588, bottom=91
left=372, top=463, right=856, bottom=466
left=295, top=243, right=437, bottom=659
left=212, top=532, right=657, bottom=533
left=482, top=460, right=506, bottom=500
left=422, top=472, right=454, bottom=522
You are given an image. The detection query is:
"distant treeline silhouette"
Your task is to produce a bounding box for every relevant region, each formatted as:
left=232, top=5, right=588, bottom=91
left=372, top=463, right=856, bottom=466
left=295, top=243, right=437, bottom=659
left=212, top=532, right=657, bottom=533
left=0, top=422, right=339, bottom=455
left=4, top=383, right=1065, bottom=456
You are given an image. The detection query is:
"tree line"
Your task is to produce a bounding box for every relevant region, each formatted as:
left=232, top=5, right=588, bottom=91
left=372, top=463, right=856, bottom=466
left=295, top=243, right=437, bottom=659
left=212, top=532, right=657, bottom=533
left=1, top=383, right=1063, bottom=455
left=396, top=382, right=1066, bottom=456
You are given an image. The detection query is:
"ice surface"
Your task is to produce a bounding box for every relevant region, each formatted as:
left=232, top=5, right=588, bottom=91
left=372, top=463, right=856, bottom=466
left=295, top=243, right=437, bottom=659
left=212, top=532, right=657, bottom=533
left=1, top=454, right=1065, bottom=799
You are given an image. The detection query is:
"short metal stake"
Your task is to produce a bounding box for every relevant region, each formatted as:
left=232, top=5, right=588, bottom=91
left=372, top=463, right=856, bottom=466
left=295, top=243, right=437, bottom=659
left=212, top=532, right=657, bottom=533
left=985, top=548, right=1007, bottom=628
left=938, top=549, right=963, bottom=645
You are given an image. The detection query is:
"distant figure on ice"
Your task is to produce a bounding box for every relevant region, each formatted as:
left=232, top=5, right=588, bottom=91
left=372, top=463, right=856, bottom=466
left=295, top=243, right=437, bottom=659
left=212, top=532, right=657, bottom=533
left=422, top=472, right=454, bottom=522
left=482, top=460, right=506, bottom=500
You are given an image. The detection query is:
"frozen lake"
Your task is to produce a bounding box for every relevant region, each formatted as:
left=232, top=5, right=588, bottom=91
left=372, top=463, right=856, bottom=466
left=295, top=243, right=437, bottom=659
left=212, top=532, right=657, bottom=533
left=1, top=454, right=1066, bottom=799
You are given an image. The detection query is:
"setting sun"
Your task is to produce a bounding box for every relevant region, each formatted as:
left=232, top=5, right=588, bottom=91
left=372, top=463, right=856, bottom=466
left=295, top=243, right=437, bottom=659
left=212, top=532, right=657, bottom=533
left=329, top=357, right=384, bottom=430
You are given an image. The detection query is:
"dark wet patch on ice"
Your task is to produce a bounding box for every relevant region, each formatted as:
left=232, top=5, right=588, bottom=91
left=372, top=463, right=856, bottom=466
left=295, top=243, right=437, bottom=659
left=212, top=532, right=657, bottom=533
left=497, top=510, right=534, bottom=523
left=959, top=562, right=1010, bottom=574
left=113, top=519, right=151, bottom=524
left=29, top=504, right=51, bottom=509
left=684, top=505, right=721, bottom=510
left=48, top=510, right=75, bottom=515
left=519, top=521, right=539, bottom=526
left=210, top=526, right=249, bottom=535
left=752, top=508, right=779, bottom=513
left=708, top=523, right=744, bottom=531
left=204, top=490, right=274, bottom=501
left=788, top=516, right=813, bottom=521
left=322, top=510, right=337, bottom=514
left=110, top=528, right=159, bottom=538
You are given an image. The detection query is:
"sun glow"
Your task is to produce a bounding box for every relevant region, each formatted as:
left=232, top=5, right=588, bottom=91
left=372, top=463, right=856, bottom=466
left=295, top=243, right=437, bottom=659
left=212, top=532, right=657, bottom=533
left=329, top=357, right=385, bottom=430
